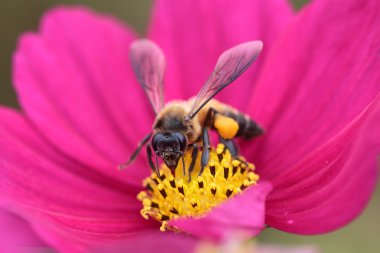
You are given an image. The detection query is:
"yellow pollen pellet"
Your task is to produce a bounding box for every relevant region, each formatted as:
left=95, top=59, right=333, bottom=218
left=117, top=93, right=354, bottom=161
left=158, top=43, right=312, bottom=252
left=137, top=143, right=259, bottom=232
left=214, top=115, right=239, bottom=139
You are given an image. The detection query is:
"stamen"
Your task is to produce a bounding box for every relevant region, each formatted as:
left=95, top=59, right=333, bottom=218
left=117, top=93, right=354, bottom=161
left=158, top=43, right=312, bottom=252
left=137, top=143, right=259, bottom=232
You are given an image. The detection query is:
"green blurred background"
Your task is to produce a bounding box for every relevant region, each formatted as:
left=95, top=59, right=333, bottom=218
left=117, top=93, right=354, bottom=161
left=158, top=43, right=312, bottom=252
left=0, top=1, right=378, bottom=253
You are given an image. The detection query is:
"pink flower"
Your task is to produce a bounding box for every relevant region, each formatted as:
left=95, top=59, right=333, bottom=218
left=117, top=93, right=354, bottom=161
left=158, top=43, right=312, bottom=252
left=1, top=0, right=379, bottom=252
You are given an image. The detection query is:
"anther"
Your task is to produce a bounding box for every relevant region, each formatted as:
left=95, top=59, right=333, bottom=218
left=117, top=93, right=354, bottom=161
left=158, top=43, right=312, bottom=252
left=158, top=184, right=167, bottom=198
left=224, top=166, right=229, bottom=179
left=178, top=186, right=184, bottom=195
left=226, top=189, right=233, bottom=197
left=210, top=165, right=216, bottom=176
left=240, top=179, right=250, bottom=190
left=232, top=166, right=238, bottom=175
left=151, top=201, right=159, bottom=208
left=210, top=184, right=217, bottom=196
left=158, top=213, right=170, bottom=221
left=146, top=183, right=153, bottom=192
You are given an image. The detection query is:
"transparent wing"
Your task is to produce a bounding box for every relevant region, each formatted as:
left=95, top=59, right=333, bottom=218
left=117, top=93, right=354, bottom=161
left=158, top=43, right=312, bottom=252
left=187, top=41, right=263, bottom=119
left=130, top=39, right=166, bottom=114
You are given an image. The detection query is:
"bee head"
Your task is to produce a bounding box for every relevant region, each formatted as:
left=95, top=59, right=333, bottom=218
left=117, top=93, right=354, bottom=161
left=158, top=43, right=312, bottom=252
left=152, top=132, right=187, bottom=170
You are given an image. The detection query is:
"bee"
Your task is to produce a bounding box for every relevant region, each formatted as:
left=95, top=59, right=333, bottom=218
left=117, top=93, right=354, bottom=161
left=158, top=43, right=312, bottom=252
left=120, top=39, right=264, bottom=180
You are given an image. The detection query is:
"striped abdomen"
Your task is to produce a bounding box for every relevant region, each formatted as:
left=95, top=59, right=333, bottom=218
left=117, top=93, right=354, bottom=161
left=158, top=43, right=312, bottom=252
left=223, top=111, right=263, bottom=139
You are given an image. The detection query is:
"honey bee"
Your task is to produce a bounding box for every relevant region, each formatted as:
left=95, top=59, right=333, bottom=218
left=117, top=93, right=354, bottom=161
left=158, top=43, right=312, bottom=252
left=120, top=39, right=263, bottom=179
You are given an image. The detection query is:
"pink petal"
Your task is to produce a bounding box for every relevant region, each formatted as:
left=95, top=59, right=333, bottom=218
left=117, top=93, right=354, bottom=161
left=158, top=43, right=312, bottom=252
left=0, top=208, right=49, bottom=252
left=149, top=0, right=293, bottom=109
left=92, top=231, right=197, bottom=253
left=265, top=93, right=380, bottom=233
left=170, top=182, right=272, bottom=241
left=242, top=0, right=380, bottom=233
left=0, top=107, right=157, bottom=253
left=13, top=7, right=153, bottom=183
left=247, top=0, right=380, bottom=180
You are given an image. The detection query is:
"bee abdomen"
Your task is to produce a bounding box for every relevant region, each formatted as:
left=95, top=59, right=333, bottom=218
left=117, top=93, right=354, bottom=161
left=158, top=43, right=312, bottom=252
left=223, top=112, right=263, bottom=139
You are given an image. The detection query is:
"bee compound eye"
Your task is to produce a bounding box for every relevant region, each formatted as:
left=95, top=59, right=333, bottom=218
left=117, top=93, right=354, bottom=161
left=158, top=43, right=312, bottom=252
left=174, top=133, right=187, bottom=152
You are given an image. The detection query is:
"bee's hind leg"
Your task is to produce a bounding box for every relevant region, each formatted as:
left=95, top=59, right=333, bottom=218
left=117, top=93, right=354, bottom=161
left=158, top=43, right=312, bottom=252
left=218, top=136, right=239, bottom=157
left=219, top=137, right=249, bottom=167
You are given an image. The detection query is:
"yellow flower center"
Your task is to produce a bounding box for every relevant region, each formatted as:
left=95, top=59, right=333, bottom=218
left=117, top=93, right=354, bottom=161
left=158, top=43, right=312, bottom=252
left=137, top=143, right=259, bottom=231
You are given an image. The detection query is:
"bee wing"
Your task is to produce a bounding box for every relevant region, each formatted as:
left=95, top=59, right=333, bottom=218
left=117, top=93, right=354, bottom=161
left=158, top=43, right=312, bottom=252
left=187, top=41, right=263, bottom=119
left=130, top=39, right=166, bottom=115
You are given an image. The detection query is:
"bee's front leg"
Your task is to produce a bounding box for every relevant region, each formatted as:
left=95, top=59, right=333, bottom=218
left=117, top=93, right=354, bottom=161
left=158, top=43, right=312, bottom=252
left=199, top=128, right=210, bottom=177
left=119, top=132, right=152, bottom=170
left=198, top=108, right=215, bottom=177
left=146, top=143, right=160, bottom=176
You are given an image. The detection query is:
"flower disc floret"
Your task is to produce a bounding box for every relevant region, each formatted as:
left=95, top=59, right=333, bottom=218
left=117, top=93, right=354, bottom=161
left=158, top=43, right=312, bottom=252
left=137, top=143, right=259, bottom=231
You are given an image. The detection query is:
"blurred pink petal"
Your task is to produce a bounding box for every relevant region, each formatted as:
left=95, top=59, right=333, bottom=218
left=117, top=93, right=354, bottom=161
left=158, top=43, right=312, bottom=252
left=92, top=231, right=197, bottom=253
left=244, top=0, right=380, bottom=233
left=170, top=182, right=272, bottom=241
left=149, top=0, right=293, bottom=108
left=0, top=107, right=156, bottom=252
left=0, top=209, right=48, bottom=252
left=13, top=7, right=152, bottom=184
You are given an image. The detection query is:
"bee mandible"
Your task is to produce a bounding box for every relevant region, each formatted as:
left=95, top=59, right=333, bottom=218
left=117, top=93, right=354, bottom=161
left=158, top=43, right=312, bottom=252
left=120, top=39, right=264, bottom=180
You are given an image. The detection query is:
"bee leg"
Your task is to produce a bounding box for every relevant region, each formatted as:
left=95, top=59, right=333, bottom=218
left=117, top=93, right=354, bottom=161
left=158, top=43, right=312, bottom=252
left=155, top=151, right=161, bottom=177
left=146, top=143, right=160, bottom=176
left=218, top=137, right=248, bottom=166
left=180, top=152, right=186, bottom=177
left=188, top=144, right=198, bottom=182
left=199, top=128, right=211, bottom=177
left=118, top=132, right=152, bottom=170
left=220, top=138, right=245, bottom=161
left=199, top=108, right=215, bottom=177
left=218, top=136, right=239, bottom=157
